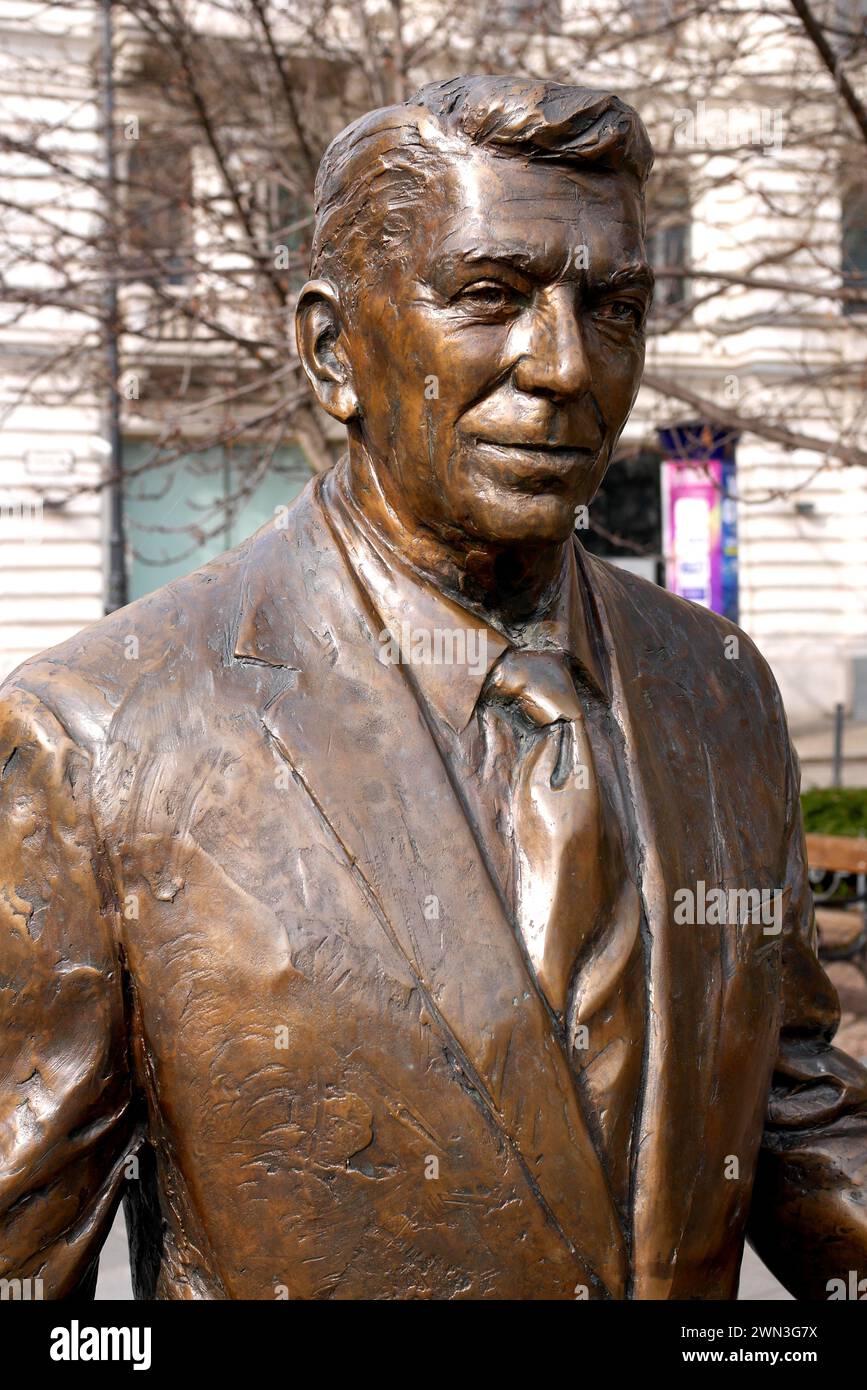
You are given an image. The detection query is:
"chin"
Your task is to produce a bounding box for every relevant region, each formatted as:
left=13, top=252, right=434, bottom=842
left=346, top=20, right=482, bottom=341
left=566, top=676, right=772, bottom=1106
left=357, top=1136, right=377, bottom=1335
left=461, top=490, right=580, bottom=547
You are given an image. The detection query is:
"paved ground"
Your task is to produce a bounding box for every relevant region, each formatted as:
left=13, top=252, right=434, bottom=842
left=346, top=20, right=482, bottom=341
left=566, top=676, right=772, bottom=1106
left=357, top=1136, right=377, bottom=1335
left=95, top=1214, right=133, bottom=1300
left=831, top=960, right=867, bottom=1063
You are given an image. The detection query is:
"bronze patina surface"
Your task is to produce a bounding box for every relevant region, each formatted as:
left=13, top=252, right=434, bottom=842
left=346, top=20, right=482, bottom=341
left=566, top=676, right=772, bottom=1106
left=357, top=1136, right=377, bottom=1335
left=1, top=75, right=866, bottom=1300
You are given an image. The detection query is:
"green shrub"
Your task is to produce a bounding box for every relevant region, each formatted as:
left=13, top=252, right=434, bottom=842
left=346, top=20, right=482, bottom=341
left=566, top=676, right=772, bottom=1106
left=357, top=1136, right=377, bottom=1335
left=801, top=788, right=867, bottom=837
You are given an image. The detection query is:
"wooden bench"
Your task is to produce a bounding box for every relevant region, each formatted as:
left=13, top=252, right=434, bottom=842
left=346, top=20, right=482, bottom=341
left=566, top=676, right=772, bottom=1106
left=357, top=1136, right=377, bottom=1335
left=805, top=832, right=867, bottom=979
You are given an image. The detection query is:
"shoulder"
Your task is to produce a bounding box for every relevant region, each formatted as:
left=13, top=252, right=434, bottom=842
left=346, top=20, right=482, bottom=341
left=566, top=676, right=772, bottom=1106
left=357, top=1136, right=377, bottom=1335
left=0, top=475, right=326, bottom=758
left=0, top=525, right=266, bottom=755
left=581, top=548, right=784, bottom=712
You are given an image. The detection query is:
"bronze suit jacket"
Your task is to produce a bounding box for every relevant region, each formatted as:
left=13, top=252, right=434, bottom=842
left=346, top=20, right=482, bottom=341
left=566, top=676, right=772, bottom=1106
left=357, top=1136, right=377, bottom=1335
left=1, top=473, right=866, bottom=1300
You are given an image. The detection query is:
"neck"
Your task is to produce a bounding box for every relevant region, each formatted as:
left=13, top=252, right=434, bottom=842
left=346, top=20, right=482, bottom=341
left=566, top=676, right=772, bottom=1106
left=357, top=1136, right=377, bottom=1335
left=341, top=444, right=567, bottom=629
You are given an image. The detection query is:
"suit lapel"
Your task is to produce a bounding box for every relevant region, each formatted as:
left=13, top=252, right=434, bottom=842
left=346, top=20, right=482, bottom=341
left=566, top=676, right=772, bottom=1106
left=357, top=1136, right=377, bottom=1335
left=234, top=478, right=627, bottom=1297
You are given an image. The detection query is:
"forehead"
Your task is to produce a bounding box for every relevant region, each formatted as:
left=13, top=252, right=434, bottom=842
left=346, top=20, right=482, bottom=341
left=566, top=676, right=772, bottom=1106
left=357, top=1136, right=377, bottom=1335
left=415, top=146, right=644, bottom=277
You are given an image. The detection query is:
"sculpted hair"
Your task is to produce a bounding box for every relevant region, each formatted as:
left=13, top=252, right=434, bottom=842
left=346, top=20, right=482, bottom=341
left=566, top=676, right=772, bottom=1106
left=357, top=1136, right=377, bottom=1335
left=310, top=74, right=654, bottom=299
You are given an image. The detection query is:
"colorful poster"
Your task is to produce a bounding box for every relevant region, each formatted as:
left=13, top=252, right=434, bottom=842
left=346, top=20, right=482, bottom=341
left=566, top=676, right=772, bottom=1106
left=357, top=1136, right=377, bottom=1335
left=662, top=458, right=738, bottom=621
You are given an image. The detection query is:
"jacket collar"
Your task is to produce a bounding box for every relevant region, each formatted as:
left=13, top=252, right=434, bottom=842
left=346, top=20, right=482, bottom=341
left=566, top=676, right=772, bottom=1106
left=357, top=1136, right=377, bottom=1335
left=319, top=459, right=607, bottom=734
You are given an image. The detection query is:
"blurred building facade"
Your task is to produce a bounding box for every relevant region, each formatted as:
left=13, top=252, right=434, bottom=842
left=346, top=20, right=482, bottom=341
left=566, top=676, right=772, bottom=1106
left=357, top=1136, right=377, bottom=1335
left=1, top=0, right=866, bottom=738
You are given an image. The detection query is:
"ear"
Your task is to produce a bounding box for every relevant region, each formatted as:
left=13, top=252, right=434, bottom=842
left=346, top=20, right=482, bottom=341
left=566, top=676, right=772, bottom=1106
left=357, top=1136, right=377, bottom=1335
left=294, top=279, right=360, bottom=423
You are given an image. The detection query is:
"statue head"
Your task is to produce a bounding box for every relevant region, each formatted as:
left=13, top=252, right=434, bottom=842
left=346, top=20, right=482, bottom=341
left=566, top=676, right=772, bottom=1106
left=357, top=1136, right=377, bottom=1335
left=296, top=74, right=654, bottom=550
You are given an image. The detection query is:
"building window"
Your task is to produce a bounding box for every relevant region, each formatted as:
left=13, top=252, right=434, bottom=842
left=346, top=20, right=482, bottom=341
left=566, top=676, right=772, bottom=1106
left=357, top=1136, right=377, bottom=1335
left=497, top=0, right=561, bottom=28
left=126, top=134, right=193, bottom=287
left=122, top=442, right=310, bottom=599
left=842, top=180, right=867, bottom=316
left=646, top=174, right=691, bottom=313
left=834, top=0, right=867, bottom=58
left=626, top=0, right=686, bottom=26
left=580, top=449, right=664, bottom=586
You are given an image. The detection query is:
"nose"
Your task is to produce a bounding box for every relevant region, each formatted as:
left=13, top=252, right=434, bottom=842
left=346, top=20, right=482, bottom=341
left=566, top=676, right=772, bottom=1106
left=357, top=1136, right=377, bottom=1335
left=511, top=284, right=592, bottom=401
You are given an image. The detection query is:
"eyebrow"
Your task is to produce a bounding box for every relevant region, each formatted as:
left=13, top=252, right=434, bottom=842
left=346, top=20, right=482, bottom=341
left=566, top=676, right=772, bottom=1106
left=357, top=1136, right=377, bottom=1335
left=429, top=248, right=654, bottom=295
left=591, top=263, right=655, bottom=296
left=432, top=247, right=539, bottom=276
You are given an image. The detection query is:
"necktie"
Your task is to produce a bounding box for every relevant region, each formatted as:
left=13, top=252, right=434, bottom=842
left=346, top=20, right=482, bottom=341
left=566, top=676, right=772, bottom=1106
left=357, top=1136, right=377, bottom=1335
left=479, top=647, right=644, bottom=1213
left=482, top=649, right=604, bottom=1016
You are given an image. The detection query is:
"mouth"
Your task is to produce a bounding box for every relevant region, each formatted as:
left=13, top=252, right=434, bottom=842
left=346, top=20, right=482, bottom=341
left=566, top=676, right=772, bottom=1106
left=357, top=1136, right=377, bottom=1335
left=468, top=438, right=600, bottom=492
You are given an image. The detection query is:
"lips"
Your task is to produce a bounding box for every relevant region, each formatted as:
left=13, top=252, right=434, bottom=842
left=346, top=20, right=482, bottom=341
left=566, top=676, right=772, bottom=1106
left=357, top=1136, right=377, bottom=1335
left=474, top=439, right=596, bottom=454
left=469, top=437, right=600, bottom=490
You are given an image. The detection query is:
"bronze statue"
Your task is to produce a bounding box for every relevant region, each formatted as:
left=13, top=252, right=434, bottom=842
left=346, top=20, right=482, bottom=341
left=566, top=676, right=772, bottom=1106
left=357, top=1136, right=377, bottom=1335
left=1, top=75, right=865, bottom=1300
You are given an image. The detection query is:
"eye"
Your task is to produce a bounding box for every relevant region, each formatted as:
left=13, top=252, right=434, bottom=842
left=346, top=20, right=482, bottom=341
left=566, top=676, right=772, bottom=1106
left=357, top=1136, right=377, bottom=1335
left=453, top=281, right=522, bottom=315
left=594, top=298, right=644, bottom=329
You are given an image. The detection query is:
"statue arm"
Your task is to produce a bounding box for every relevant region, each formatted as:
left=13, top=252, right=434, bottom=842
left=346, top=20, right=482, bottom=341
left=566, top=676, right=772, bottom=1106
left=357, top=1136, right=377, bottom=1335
left=746, top=736, right=867, bottom=1300
left=0, top=683, right=136, bottom=1299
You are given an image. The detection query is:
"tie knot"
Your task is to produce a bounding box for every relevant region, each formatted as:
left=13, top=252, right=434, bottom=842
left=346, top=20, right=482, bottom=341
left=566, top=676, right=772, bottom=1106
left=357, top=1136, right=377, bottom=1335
left=483, top=648, right=584, bottom=726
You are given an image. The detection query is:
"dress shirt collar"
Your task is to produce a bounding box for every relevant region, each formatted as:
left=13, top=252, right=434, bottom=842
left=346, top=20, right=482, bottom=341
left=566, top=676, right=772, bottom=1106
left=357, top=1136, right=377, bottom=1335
left=324, top=459, right=608, bottom=734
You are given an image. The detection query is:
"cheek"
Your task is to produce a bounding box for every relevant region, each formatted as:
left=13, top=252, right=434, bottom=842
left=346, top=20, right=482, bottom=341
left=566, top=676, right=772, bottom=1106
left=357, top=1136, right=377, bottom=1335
left=355, top=318, right=446, bottom=415
left=351, top=287, right=419, bottom=385
left=410, top=313, right=506, bottom=401
left=591, top=336, right=645, bottom=420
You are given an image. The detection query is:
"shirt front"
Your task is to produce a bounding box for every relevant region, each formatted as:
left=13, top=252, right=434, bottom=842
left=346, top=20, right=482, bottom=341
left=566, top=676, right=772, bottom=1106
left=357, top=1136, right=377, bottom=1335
left=324, top=461, right=646, bottom=1219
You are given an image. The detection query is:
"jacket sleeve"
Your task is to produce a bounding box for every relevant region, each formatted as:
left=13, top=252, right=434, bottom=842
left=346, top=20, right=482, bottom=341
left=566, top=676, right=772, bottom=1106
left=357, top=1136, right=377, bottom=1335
left=0, top=682, right=135, bottom=1299
left=747, top=734, right=867, bottom=1299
